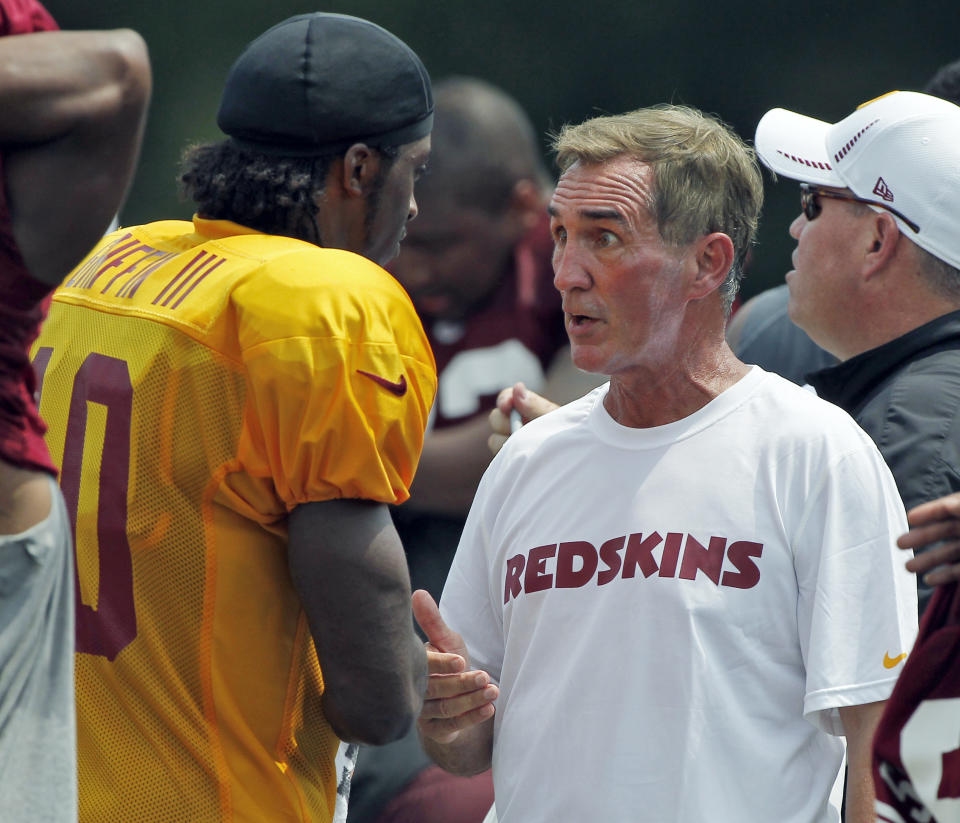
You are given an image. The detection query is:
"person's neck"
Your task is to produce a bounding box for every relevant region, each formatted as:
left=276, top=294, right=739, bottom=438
left=603, top=343, right=750, bottom=428
left=835, top=298, right=960, bottom=361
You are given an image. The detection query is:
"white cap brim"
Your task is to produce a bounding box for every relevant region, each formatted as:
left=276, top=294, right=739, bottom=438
left=754, top=108, right=843, bottom=187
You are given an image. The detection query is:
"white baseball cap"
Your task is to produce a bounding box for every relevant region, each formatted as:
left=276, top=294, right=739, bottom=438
left=755, top=90, right=960, bottom=270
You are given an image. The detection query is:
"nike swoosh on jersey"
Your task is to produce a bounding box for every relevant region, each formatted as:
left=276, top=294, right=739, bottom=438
left=356, top=370, right=408, bottom=396
left=883, top=652, right=907, bottom=669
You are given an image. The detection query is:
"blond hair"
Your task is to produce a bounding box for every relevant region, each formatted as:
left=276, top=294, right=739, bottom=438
left=553, top=105, right=763, bottom=311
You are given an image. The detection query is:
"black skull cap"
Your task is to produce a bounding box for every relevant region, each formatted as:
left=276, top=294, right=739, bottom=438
left=217, top=13, right=433, bottom=156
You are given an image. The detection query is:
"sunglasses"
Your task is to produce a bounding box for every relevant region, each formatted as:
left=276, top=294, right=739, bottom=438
left=799, top=183, right=920, bottom=234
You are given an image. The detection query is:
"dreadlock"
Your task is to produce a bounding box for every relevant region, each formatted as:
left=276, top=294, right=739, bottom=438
left=179, top=140, right=336, bottom=244
left=179, top=140, right=402, bottom=247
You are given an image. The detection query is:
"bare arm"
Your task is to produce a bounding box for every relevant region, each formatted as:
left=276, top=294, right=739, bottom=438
left=839, top=701, right=886, bottom=823
left=288, top=499, right=426, bottom=745
left=405, top=414, right=496, bottom=517
left=412, top=589, right=497, bottom=775
left=0, top=28, right=151, bottom=285
left=0, top=26, right=150, bottom=533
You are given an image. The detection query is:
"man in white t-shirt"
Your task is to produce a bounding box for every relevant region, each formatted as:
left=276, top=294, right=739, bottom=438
left=411, top=104, right=918, bottom=823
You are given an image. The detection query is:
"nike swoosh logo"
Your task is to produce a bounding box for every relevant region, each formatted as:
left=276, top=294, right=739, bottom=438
left=883, top=652, right=907, bottom=669
left=356, top=370, right=408, bottom=397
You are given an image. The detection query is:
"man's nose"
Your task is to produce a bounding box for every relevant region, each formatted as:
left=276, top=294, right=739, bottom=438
left=552, top=244, right=592, bottom=293
left=789, top=212, right=806, bottom=240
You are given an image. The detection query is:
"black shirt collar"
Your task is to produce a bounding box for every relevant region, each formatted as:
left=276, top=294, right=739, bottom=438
left=806, top=309, right=960, bottom=413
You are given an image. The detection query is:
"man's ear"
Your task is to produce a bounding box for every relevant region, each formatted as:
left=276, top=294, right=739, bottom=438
left=340, top=143, right=381, bottom=198
left=689, top=232, right=735, bottom=300
left=863, top=212, right=900, bottom=279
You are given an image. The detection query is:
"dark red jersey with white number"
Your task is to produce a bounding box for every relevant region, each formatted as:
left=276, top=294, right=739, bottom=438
left=426, top=216, right=567, bottom=428
left=874, top=581, right=960, bottom=822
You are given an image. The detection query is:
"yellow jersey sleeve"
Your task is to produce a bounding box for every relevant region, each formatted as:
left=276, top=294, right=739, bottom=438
left=223, top=245, right=435, bottom=516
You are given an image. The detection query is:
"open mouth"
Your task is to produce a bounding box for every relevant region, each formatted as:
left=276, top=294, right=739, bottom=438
left=566, top=313, right=600, bottom=334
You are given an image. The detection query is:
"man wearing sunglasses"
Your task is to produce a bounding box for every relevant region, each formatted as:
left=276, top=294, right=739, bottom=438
left=755, top=90, right=960, bottom=616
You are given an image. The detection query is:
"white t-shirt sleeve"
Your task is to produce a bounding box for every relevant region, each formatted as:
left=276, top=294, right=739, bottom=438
left=793, top=437, right=918, bottom=735
left=439, top=455, right=507, bottom=684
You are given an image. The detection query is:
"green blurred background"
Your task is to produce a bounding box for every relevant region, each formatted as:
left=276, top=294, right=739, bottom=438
left=45, top=0, right=959, bottom=299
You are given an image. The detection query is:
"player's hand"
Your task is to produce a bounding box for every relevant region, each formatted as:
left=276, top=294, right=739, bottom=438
left=487, top=382, right=560, bottom=455
left=412, top=589, right=498, bottom=744
left=898, top=492, right=960, bottom=585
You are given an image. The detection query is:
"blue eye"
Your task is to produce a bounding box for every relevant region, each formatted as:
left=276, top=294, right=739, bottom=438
left=597, top=231, right=617, bottom=247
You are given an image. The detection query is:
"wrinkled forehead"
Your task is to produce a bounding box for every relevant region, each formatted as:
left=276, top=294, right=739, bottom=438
left=549, top=156, right=655, bottom=222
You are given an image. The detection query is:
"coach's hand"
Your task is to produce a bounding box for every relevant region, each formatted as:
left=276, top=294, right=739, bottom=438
left=412, top=589, right=498, bottom=744
left=487, top=382, right=559, bottom=455
left=898, top=492, right=960, bottom=585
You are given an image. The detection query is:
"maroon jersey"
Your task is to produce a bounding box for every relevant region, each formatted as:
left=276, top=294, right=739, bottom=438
left=0, top=0, right=60, bottom=474
left=0, top=0, right=57, bottom=35
left=427, top=217, right=567, bottom=428
left=874, top=581, right=960, bottom=822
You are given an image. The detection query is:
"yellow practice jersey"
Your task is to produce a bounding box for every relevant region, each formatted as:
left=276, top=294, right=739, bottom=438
left=32, top=217, right=436, bottom=822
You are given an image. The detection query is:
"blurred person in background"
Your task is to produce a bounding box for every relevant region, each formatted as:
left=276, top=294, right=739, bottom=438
left=31, top=12, right=437, bottom=822
left=0, top=2, right=150, bottom=820
left=923, top=55, right=960, bottom=105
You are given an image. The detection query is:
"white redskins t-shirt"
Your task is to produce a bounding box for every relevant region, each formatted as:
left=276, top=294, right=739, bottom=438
left=440, top=367, right=918, bottom=823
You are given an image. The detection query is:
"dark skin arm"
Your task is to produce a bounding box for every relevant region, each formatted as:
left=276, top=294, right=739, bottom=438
left=897, top=492, right=960, bottom=585
left=0, top=28, right=151, bottom=285
left=0, top=26, right=150, bottom=536
left=288, top=499, right=427, bottom=745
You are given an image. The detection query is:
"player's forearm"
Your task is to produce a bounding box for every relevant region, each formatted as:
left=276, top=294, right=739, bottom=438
left=314, top=563, right=427, bottom=745
left=421, top=715, right=494, bottom=777
left=844, top=745, right=877, bottom=823
left=290, top=499, right=427, bottom=745
left=322, top=631, right=427, bottom=745
left=839, top=701, right=885, bottom=823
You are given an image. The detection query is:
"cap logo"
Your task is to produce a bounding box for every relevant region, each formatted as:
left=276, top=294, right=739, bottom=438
left=775, top=150, right=832, bottom=171
left=873, top=177, right=895, bottom=202
left=833, top=119, right=879, bottom=163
